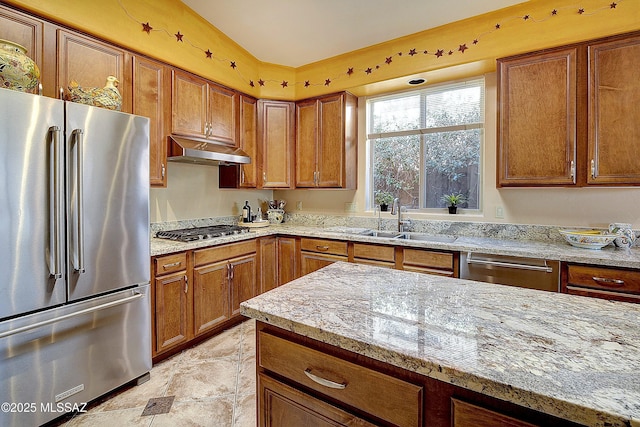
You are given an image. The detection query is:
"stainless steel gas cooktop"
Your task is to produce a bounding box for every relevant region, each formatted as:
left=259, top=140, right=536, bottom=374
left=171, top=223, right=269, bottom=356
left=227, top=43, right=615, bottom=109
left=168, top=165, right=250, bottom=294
left=155, top=225, right=249, bottom=242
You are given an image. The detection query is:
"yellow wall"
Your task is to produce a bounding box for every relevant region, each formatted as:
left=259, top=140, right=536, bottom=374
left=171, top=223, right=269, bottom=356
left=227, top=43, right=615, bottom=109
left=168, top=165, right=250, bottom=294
left=6, top=0, right=640, bottom=99
left=6, top=0, right=640, bottom=227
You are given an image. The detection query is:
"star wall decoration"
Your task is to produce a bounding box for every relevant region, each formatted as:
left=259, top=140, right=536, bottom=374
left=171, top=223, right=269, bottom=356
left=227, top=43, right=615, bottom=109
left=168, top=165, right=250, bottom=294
left=117, top=0, right=626, bottom=91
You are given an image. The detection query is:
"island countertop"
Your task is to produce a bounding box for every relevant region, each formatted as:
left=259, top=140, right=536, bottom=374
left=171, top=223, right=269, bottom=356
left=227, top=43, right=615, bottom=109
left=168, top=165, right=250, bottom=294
left=241, top=262, right=640, bottom=427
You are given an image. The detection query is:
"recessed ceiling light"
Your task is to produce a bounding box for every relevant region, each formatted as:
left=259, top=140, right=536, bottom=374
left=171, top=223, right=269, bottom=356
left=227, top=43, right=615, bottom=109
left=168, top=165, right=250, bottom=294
left=408, top=78, right=426, bottom=85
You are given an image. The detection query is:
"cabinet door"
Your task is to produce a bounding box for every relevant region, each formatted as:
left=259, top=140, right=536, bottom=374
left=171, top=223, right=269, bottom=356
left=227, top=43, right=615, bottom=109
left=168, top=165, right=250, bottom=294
left=300, top=252, right=347, bottom=276
left=193, top=261, right=230, bottom=336
left=278, top=237, right=299, bottom=285
left=317, top=93, right=345, bottom=187
left=258, top=100, right=295, bottom=188
left=171, top=69, right=208, bottom=138
left=155, top=271, right=190, bottom=354
left=259, top=237, right=278, bottom=294
left=0, top=5, right=44, bottom=94
left=133, top=56, right=170, bottom=187
left=588, top=34, right=640, bottom=185
left=239, top=95, right=258, bottom=187
left=497, top=48, right=577, bottom=186
left=57, top=29, right=131, bottom=112
left=452, top=398, right=538, bottom=427
left=209, top=82, right=238, bottom=146
left=230, top=254, right=257, bottom=316
left=259, top=374, right=377, bottom=427
left=295, top=99, right=318, bottom=187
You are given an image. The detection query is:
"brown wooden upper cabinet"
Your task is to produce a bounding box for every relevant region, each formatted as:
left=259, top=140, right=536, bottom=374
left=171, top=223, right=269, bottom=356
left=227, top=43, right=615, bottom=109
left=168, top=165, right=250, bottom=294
left=57, top=29, right=131, bottom=112
left=587, top=34, right=640, bottom=185
left=0, top=5, right=46, bottom=94
left=498, top=30, right=640, bottom=187
left=296, top=92, right=358, bottom=189
left=258, top=100, right=295, bottom=188
left=237, top=95, right=259, bottom=187
left=133, top=56, right=170, bottom=187
left=171, top=68, right=238, bottom=146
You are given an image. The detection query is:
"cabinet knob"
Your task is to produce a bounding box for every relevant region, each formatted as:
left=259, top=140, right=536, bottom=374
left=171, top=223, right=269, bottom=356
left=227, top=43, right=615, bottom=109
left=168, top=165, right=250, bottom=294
left=591, top=159, right=596, bottom=179
left=263, top=172, right=267, bottom=184
left=184, top=275, right=188, bottom=293
left=161, top=163, right=166, bottom=179
left=316, top=245, right=330, bottom=252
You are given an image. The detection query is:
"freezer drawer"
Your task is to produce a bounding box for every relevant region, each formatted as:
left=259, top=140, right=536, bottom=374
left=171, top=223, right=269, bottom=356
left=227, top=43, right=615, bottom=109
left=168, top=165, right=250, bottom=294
left=0, top=285, right=151, bottom=427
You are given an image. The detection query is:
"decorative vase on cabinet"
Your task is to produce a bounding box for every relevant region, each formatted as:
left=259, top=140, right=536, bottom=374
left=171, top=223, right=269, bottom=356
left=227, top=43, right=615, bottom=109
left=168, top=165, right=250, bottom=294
left=0, top=39, right=40, bottom=92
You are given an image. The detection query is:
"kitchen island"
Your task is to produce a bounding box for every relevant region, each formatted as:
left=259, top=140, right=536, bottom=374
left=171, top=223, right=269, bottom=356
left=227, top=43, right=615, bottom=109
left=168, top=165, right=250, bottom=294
left=241, top=262, right=640, bottom=427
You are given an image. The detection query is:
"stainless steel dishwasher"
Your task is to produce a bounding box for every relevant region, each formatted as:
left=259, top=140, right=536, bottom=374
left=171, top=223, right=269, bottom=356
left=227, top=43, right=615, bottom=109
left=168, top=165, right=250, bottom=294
left=460, top=252, right=560, bottom=292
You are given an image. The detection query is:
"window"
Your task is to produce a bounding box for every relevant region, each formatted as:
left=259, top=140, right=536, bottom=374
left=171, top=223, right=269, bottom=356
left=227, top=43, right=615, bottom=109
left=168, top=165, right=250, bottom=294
left=367, top=78, right=484, bottom=211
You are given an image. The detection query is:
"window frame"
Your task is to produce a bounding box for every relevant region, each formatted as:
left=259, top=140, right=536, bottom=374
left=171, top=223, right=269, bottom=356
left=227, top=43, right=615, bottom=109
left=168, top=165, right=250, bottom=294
left=366, top=77, right=485, bottom=213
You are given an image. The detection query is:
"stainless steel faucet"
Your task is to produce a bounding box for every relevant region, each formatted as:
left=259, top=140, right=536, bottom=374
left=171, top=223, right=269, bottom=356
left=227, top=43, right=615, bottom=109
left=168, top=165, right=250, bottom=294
left=390, top=198, right=412, bottom=232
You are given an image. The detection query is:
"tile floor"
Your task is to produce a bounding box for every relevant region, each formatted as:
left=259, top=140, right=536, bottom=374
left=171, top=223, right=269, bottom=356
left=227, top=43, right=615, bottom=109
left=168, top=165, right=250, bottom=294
left=56, top=319, right=257, bottom=427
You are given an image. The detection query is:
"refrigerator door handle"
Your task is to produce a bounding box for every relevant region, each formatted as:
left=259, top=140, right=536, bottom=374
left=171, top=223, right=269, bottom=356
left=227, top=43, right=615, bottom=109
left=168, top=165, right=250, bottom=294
left=48, top=126, right=63, bottom=279
left=71, top=129, right=86, bottom=274
left=0, top=291, right=144, bottom=339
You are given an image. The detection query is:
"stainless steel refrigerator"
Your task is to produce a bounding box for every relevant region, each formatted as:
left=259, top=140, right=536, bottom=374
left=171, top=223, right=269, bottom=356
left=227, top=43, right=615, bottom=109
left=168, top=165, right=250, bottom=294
left=0, top=88, right=151, bottom=426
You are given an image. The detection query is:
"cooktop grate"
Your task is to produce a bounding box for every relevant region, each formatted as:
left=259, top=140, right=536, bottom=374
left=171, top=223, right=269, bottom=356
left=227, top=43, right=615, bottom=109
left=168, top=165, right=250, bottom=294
left=156, top=225, right=249, bottom=242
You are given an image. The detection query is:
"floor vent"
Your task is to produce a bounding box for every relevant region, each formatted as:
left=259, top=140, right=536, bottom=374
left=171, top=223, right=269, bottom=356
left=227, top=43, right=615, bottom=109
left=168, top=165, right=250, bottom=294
left=141, top=396, right=175, bottom=416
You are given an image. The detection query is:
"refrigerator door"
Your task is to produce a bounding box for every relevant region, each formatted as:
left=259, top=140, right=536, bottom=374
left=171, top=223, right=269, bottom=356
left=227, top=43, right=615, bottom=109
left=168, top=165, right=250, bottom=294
left=0, top=284, right=151, bottom=427
left=65, top=102, right=150, bottom=301
left=0, top=89, right=67, bottom=320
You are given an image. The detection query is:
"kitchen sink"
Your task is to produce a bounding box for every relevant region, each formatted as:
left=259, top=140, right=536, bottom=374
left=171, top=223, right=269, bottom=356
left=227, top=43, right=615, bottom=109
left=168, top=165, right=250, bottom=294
left=359, top=230, right=404, bottom=238
left=396, top=233, right=457, bottom=243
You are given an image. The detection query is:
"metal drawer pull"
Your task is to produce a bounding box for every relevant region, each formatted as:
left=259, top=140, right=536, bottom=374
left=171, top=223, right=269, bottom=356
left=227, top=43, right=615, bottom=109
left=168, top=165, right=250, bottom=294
left=466, top=252, right=553, bottom=273
left=592, top=277, right=625, bottom=287
left=162, top=261, right=182, bottom=269
left=316, top=245, right=330, bottom=251
left=304, top=368, right=347, bottom=390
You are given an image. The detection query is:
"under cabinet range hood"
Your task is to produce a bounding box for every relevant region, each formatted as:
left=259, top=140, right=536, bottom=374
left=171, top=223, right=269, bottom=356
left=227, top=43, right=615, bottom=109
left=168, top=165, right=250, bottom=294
left=168, top=135, right=251, bottom=165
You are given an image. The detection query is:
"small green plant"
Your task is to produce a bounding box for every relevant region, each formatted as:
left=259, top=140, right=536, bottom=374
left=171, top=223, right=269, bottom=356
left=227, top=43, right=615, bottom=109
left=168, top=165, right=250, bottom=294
left=441, top=193, right=466, bottom=207
left=374, top=191, right=394, bottom=206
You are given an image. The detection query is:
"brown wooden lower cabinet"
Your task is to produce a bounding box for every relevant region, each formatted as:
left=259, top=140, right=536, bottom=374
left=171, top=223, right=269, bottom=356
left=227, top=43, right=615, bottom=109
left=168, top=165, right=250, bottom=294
left=151, top=239, right=258, bottom=360
left=352, top=242, right=395, bottom=269
left=259, top=374, right=376, bottom=427
left=452, top=398, right=538, bottom=427
left=152, top=252, right=190, bottom=355
left=257, top=322, right=582, bottom=427
left=562, top=263, right=640, bottom=303
left=402, top=248, right=458, bottom=277
left=300, top=237, right=348, bottom=276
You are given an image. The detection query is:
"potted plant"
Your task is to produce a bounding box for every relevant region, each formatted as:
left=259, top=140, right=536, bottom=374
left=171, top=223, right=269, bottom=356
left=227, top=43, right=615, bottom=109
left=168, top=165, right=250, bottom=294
left=374, top=191, right=394, bottom=212
left=441, top=193, right=466, bottom=214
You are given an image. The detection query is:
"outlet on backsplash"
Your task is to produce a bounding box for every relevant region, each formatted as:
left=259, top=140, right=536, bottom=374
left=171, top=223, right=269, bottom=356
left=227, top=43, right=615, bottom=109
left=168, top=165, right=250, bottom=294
left=296, top=201, right=303, bottom=210
left=345, top=202, right=357, bottom=212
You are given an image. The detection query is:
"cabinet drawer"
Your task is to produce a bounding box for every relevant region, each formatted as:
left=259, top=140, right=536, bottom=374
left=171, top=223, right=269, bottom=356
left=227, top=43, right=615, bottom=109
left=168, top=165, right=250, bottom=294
left=258, top=331, right=422, bottom=427
left=452, top=398, right=538, bottom=427
left=300, top=238, right=348, bottom=256
left=403, top=248, right=453, bottom=270
left=194, top=239, right=256, bottom=266
left=154, top=252, right=187, bottom=276
left=567, top=264, right=640, bottom=295
left=353, top=243, right=395, bottom=262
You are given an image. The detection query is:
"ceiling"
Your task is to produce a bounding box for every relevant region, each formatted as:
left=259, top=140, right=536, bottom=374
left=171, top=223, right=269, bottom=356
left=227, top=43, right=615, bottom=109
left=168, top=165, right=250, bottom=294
left=182, top=0, right=526, bottom=68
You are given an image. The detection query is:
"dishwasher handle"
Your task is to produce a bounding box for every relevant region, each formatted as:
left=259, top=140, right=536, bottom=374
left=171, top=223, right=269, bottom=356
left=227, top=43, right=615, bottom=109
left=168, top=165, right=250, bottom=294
left=465, top=252, right=554, bottom=273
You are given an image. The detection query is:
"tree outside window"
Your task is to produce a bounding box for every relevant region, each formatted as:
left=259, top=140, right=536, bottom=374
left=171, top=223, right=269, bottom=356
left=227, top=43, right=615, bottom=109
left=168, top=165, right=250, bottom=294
left=368, top=79, right=484, bottom=210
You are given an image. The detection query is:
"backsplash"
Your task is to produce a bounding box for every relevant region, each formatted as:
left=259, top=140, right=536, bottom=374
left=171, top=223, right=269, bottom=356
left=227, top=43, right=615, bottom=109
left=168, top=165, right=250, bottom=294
left=150, top=213, right=639, bottom=244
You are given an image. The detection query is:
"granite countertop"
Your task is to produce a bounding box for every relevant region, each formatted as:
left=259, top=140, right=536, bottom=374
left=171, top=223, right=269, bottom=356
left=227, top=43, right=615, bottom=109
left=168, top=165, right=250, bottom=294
left=150, top=224, right=640, bottom=269
left=240, top=262, right=640, bottom=427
